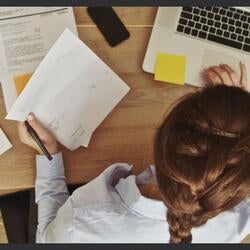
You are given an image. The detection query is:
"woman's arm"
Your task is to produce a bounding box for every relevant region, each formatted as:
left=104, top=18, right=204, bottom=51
left=35, top=152, right=69, bottom=236
left=18, top=114, right=69, bottom=236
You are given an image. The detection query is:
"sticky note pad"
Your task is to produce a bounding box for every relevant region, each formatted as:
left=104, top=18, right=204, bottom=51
left=13, top=72, right=33, bottom=95
left=154, top=53, right=186, bottom=85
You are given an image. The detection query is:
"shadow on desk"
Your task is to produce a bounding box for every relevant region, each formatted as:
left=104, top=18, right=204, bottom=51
left=0, top=184, right=82, bottom=243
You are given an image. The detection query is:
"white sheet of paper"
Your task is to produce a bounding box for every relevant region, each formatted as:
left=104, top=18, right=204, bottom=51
left=0, top=33, right=8, bottom=75
left=81, top=130, right=93, bottom=148
left=6, top=29, right=130, bottom=150
left=0, top=7, right=78, bottom=112
left=0, top=128, right=12, bottom=155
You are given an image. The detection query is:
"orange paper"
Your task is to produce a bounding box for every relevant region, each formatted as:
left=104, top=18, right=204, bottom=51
left=13, top=73, right=33, bottom=95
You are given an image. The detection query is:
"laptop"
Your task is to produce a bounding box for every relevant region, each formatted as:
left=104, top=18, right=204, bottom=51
left=143, top=7, right=250, bottom=88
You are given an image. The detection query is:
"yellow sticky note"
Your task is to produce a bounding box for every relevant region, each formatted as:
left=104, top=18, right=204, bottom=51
left=154, top=53, right=186, bottom=85
left=13, top=73, right=33, bottom=95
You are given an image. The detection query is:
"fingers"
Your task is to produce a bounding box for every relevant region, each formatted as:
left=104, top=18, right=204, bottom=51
left=203, top=63, right=247, bottom=88
left=26, top=113, right=49, bottom=139
left=239, top=62, right=247, bottom=88
left=210, top=66, right=233, bottom=85
left=203, top=68, right=222, bottom=85
left=17, top=121, right=31, bottom=143
left=218, top=64, right=239, bottom=86
left=17, top=113, right=58, bottom=155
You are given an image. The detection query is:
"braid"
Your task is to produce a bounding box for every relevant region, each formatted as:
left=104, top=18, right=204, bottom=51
left=167, top=207, right=222, bottom=243
left=154, top=85, right=250, bottom=243
left=167, top=211, right=192, bottom=243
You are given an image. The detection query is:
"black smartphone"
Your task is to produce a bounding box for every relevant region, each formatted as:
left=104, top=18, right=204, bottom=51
left=87, top=7, right=130, bottom=47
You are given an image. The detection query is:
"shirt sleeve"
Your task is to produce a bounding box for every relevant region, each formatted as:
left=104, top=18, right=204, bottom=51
left=35, top=152, right=69, bottom=237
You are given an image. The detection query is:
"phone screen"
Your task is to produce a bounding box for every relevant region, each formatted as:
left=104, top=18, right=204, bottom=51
left=87, top=7, right=130, bottom=47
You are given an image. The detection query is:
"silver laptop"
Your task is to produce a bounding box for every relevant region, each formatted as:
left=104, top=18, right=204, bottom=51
left=143, top=7, right=250, bottom=88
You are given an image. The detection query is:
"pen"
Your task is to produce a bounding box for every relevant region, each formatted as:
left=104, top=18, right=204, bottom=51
left=24, top=120, right=53, bottom=161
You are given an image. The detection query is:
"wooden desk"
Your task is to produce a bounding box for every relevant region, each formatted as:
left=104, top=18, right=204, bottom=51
left=0, top=7, right=194, bottom=195
left=0, top=7, right=249, bottom=244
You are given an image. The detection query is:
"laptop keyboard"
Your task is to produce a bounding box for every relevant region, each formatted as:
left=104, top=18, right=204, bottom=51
left=176, top=7, right=250, bottom=52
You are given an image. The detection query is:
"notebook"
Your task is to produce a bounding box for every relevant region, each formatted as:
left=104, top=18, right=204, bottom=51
left=6, top=29, right=130, bottom=150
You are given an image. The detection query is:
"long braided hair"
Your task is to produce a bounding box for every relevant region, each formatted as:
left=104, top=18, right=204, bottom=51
left=154, top=85, right=250, bottom=243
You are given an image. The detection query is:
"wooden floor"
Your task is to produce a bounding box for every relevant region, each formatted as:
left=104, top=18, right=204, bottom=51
left=0, top=212, right=8, bottom=243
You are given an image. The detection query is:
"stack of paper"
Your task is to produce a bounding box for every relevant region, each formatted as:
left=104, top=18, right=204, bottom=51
left=0, top=7, right=78, bottom=112
left=6, top=29, right=130, bottom=150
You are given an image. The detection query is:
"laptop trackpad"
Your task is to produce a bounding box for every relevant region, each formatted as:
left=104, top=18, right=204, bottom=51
left=196, top=49, right=241, bottom=85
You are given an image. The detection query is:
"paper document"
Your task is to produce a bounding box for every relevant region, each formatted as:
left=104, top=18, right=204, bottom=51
left=0, top=128, right=12, bottom=155
left=0, top=7, right=77, bottom=112
left=154, top=53, right=186, bottom=85
left=6, top=29, right=130, bottom=150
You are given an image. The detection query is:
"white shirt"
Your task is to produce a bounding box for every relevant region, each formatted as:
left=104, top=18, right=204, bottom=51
left=35, top=153, right=250, bottom=243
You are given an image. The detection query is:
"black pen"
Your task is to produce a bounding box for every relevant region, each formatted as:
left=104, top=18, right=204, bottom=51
left=25, top=120, right=53, bottom=161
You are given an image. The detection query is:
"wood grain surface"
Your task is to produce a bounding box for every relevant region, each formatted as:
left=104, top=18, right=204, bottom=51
left=0, top=7, right=194, bottom=194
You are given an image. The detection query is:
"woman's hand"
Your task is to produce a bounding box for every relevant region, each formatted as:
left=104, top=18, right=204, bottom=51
left=202, top=62, right=247, bottom=89
left=18, top=113, right=59, bottom=155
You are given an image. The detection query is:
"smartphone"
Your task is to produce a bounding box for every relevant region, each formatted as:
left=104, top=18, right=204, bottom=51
left=87, top=7, right=130, bottom=47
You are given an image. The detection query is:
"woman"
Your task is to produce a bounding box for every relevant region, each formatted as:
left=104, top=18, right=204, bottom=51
left=18, top=63, right=250, bottom=243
